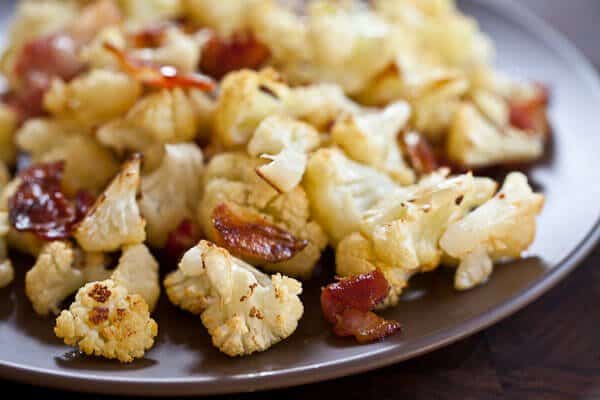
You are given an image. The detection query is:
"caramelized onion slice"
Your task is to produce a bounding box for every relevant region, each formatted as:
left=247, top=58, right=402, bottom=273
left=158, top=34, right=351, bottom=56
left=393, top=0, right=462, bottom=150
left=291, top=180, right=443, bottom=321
left=321, top=270, right=401, bottom=343
left=103, top=43, right=215, bottom=91
left=400, top=131, right=439, bottom=175
left=211, top=203, right=308, bottom=263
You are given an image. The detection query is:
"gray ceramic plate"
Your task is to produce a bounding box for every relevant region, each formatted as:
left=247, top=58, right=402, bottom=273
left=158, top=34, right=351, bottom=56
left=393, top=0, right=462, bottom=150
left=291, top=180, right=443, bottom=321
left=1, top=0, right=600, bottom=396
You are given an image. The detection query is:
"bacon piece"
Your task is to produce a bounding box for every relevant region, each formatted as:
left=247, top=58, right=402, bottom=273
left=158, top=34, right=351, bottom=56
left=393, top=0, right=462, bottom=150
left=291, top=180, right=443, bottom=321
left=165, top=219, right=201, bottom=260
left=8, top=161, right=77, bottom=240
left=509, top=83, right=550, bottom=137
left=74, top=189, right=96, bottom=222
left=199, top=31, right=271, bottom=80
left=103, top=43, right=215, bottom=91
left=211, top=203, right=308, bottom=263
left=400, top=131, right=439, bottom=175
left=321, top=270, right=401, bottom=343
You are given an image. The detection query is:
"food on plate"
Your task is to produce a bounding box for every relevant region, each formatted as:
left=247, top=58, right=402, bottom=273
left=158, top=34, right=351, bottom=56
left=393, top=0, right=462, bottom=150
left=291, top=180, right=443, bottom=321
left=0, top=0, right=549, bottom=361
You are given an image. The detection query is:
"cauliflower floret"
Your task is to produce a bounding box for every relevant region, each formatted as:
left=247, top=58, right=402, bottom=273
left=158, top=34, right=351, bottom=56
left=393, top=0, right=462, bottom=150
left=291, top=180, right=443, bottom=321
left=214, top=69, right=289, bottom=148
left=25, top=241, right=112, bottom=316
left=118, top=0, right=182, bottom=26
left=97, top=88, right=197, bottom=154
left=0, top=212, right=13, bottom=288
left=247, top=116, right=320, bottom=193
left=0, top=104, right=18, bottom=165
left=55, top=279, right=158, bottom=363
left=111, top=244, right=160, bottom=311
left=16, top=119, right=120, bottom=195
left=336, top=173, right=495, bottom=307
left=139, top=143, right=203, bottom=247
left=447, top=103, right=544, bottom=167
left=440, top=172, right=544, bottom=290
left=303, top=148, right=402, bottom=246
left=79, top=26, right=127, bottom=69
left=74, top=155, right=146, bottom=252
left=331, top=101, right=415, bottom=184
left=44, top=69, right=142, bottom=128
left=183, top=0, right=249, bottom=38
left=165, top=240, right=303, bottom=356
left=199, top=152, right=327, bottom=279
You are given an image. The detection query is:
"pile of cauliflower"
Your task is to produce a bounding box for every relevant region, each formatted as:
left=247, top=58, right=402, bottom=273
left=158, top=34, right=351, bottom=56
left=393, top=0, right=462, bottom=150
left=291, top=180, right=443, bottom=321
left=0, top=0, right=547, bottom=362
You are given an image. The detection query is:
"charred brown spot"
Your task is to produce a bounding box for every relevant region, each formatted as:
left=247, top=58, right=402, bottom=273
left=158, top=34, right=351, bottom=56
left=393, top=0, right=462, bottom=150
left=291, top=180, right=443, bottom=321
left=240, top=282, right=258, bottom=302
left=88, top=283, right=111, bottom=303
left=89, top=307, right=109, bottom=325
left=249, top=306, right=264, bottom=319
left=455, top=195, right=464, bottom=206
left=258, top=84, right=278, bottom=99
left=400, top=131, right=439, bottom=175
left=498, top=193, right=506, bottom=199
left=211, top=203, right=308, bottom=263
left=115, top=308, right=127, bottom=321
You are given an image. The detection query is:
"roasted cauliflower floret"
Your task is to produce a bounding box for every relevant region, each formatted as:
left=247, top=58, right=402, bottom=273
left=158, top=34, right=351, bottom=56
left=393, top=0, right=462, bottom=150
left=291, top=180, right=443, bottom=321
left=97, top=88, right=197, bottom=154
left=139, top=143, right=203, bottom=247
left=447, top=102, right=544, bottom=168
left=25, top=241, right=112, bottom=316
left=214, top=69, right=289, bottom=148
left=55, top=280, right=158, bottom=363
left=440, top=172, right=544, bottom=290
left=16, top=118, right=120, bottom=195
left=247, top=116, right=320, bottom=193
left=199, top=152, right=327, bottom=279
left=111, top=244, right=160, bottom=311
left=183, top=0, right=249, bottom=38
left=44, top=69, right=142, bottom=127
left=0, top=212, right=13, bottom=288
left=336, top=173, right=495, bottom=307
left=331, top=101, right=415, bottom=184
left=165, top=241, right=303, bottom=356
left=119, top=0, right=183, bottom=26
left=79, top=25, right=127, bottom=69
left=303, top=148, right=402, bottom=246
left=74, top=155, right=146, bottom=252
left=0, top=104, right=18, bottom=165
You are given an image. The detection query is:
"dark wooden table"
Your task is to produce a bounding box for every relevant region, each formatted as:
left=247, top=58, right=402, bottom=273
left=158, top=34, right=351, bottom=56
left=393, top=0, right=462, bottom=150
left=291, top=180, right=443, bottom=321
left=3, top=1, right=600, bottom=399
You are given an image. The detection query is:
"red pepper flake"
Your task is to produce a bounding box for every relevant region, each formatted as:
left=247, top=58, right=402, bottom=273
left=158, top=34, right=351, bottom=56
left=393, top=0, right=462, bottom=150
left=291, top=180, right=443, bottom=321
left=321, top=270, right=401, bottom=343
left=103, top=43, right=215, bottom=91
left=164, top=219, right=201, bottom=261
left=199, top=31, right=271, bottom=80
left=211, top=203, right=308, bottom=264
left=509, top=83, right=550, bottom=137
left=400, top=131, right=439, bottom=175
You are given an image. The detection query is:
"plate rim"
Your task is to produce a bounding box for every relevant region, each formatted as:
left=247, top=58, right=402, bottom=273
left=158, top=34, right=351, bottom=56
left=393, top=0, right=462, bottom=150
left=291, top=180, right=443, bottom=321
left=2, top=0, right=600, bottom=395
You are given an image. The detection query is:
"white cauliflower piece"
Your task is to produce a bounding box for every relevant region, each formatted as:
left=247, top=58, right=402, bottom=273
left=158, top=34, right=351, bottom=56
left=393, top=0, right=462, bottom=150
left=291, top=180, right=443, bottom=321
left=118, top=0, right=182, bottom=26
left=247, top=116, right=320, bottom=193
left=139, top=143, right=203, bottom=247
left=111, top=244, right=160, bottom=311
left=440, top=172, right=544, bottom=290
left=214, top=69, right=290, bottom=148
left=79, top=26, right=127, bottom=69
left=55, top=279, right=158, bottom=363
left=0, top=104, right=18, bottom=165
left=44, top=69, right=142, bottom=128
left=448, top=103, right=544, bottom=167
left=74, top=155, right=146, bottom=252
left=303, top=148, right=402, bottom=246
left=331, top=101, right=415, bottom=184
left=25, top=241, right=112, bottom=316
left=165, top=241, right=303, bottom=356
left=199, top=152, right=327, bottom=279
left=97, top=88, right=197, bottom=154
left=183, top=0, right=249, bottom=38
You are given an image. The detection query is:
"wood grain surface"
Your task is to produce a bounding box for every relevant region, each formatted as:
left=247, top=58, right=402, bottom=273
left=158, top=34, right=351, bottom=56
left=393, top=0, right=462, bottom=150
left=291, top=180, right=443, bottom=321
left=2, top=1, right=600, bottom=399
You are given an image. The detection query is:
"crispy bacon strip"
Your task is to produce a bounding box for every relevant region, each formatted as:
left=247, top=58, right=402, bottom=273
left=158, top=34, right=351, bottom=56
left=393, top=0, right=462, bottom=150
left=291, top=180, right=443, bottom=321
left=103, top=43, right=215, bottom=91
left=400, top=131, right=439, bottom=175
left=509, top=83, right=550, bottom=137
left=321, top=270, right=401, bottom=343
left=8, top=161, right=85, bottom=240
left=165, top=219, right=201, bottom=260
left=199, top=31, right=271, bottom=80
left=211, top=203, right=308, bottom=263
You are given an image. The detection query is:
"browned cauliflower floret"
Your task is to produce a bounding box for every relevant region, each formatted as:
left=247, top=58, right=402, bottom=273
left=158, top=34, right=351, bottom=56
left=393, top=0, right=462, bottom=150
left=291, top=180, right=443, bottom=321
left=110, top=244, right=160, bottom=311
left=74, top=155, right=146, bottom=252
left=183, top=0, right=249, bottom=38
left=44, top=69, right=142, bottom=128
left=164, top=240, right=303, bottom=356
left=0, top=211, right=13, bottom=288
left=119, top=0, right=182, bottom=26
left=25, top=241, right=112, bottom=316
left=139, top=143, right=204, bottom=247
left=303, top=148, right=402, bottom=246
left=55, top=280, right=158, bottom=363
left=331, top=101, right=415, bottom=184
left=247, top=116, right=320, bottom=193
left=440, top=172, right=544, bottom=290
left=0, top=104, right=18, bottom=165
left=199, top=152, right=327, bottom=279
